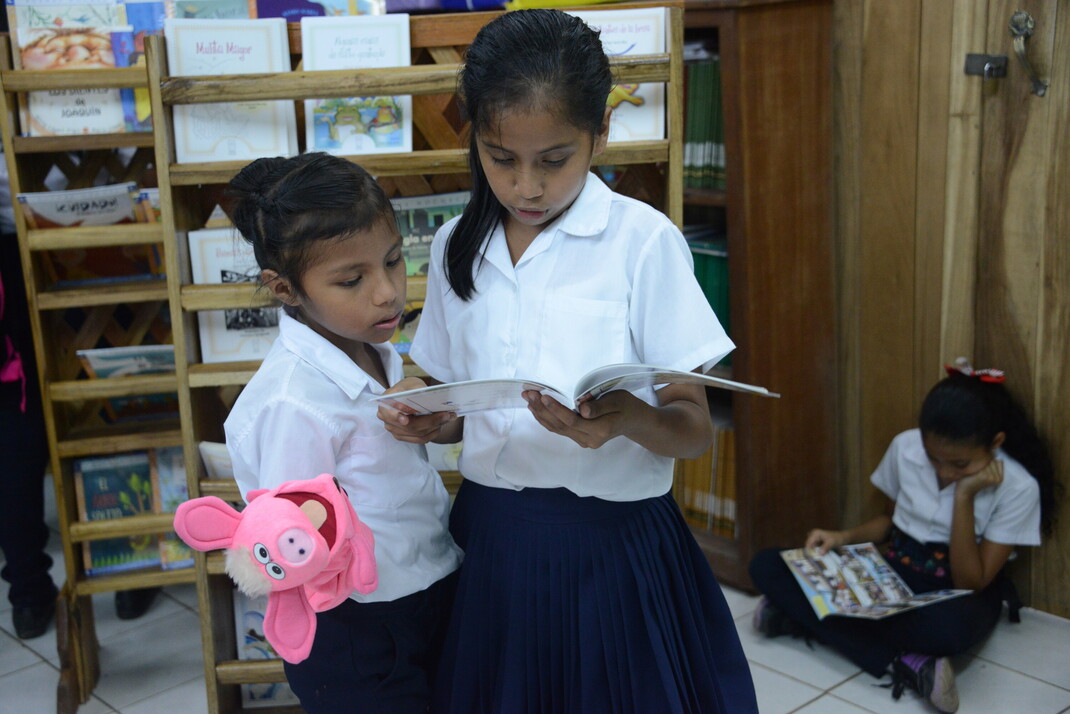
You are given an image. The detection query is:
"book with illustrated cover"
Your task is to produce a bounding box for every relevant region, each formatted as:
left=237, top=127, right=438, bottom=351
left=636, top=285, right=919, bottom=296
left=164, top=18, right=298, bottom=163
left=17, top=182, right=165, bottom=288
left=164, top=0, right=255, bottom=19
left=781, top=543, right=971, bottom=620
left=300, top=15, right=412, bottom=156
left=232, top=589, right=302, bottom=708
left=372, top=363, right=778, bottom=416
left=390, top=190, right=468, bottom=278
left=566, top=7, right=666, bottom=143
left=17, top=181, right=139, bottom=228
left=73, top=452, right=162, bottom=576
left=152, top=446, right=194, bottom=570
left=16, top=24, right=135, bottom=136
left=187, top=227, right=280, bottom=363
left=76, top=344, right=178, bottom=422
left=121, top=0, right=166, bottom=133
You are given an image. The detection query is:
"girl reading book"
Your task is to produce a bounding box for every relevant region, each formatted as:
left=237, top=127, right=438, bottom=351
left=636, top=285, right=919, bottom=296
left=748, top=359, right=1057, bottom=714
left=377, top=9, right=757, bottom=713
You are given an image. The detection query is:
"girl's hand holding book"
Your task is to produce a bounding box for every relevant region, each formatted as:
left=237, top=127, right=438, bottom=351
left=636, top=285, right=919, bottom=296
left=377, top=378, right=458, bottom=445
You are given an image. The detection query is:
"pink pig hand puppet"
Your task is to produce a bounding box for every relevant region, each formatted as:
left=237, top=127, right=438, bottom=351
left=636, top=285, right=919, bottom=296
left=173, top=473, right=377, bottom=663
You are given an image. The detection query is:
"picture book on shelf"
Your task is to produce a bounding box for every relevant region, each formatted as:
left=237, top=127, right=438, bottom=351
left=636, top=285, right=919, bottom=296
left=76, top=344, right=178, bottom=422
left=164, top=18, right=298, bottom=163
left=152, top=446, right=194, bottom=570
left=390, top=190, right=469, bottom=278
left=198, top=440, right=234, bottom=481
left=781, top=543, right=971, bottom=620
left=187, top=227, right=280, bottom=363
left=121, top=0, right=167, bottom=133
left=18, top=182, right=165, bottom=288
left=232, top=589, right=302, bottom=708
left=566, top=7, right=666, bottom=143
left=372, top=363, right=778, bottom=416
left=164, top=0, right=256, bottom=19
left=300, top=15, right=412, bottom=155
left=16, top=24, right=135, bottom=136
left=73, top=452, right=162, bottom=576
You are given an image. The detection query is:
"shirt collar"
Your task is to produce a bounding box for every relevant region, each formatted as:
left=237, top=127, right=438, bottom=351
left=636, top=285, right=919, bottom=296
left=277, top=313, right=398, bottom=400
left=483, top=172, right=612, bottom=275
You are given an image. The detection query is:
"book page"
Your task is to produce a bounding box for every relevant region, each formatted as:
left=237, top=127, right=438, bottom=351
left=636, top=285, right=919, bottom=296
left=781, top=543, right=970, bottom=620
left=575, top=363, right=780, bottom=401
left=372, top=378, right=569, bottom=415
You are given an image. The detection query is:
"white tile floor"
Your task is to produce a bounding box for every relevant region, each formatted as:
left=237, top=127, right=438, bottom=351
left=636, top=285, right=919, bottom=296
left=2, top=478, right=1069, bottom=713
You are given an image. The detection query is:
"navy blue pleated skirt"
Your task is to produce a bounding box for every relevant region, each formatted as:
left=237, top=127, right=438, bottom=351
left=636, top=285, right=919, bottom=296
left=431, top=480, right=757, bottom=714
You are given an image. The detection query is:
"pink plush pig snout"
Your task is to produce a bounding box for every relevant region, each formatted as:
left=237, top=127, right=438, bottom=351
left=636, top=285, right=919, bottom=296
left=277, top=527, right=316, bottom=565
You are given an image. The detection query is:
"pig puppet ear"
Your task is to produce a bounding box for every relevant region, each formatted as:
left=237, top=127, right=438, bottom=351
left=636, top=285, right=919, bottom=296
left=263, top=588, right=318, bottom=664
left=173, top=497, right=243, bottom=551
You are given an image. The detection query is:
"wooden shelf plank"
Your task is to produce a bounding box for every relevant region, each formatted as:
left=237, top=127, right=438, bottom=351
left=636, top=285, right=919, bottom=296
left=199, top=479, right=241, bottom=501
left=73, top=566, right=196, bottom=597
left=11, top=131, right=154, bottom=153
left=187, top=361, right=261, bottom=388
left=35, top=279, right=169, bottom=310
left=159, top=54, right=669, bottom=105
left=167, top=141, right=669, bottom=185
left=68, top=513, right=178, bottom=543
left=0, top=67, right=146, bottom=91
left=215, top=659, right=287, bottom=685
left=180, top=283, right=274, bottom=311
left=27, top=223, right=164, bottom=252
left=50, top=374, right=178, bottom=402
left=56, top=426, right=182, bottom=459
left=683, top=187, right=727, bottom=207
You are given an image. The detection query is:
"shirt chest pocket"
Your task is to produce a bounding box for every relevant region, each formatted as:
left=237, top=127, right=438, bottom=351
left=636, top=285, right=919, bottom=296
left=341, top=432, right=430, bottom=509
left=536, top=295, right=629, bottom=388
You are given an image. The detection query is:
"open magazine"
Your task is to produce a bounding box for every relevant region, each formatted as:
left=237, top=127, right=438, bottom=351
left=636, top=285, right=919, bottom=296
left=371, top=363, right=779, bottom=416
left=781, top=543, right=970, bottom=620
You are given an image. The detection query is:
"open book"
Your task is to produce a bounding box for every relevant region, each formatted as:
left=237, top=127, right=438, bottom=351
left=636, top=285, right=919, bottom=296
left=781, top=543, right=970, bottom=620
left=371, top=363, right=779, bottom=416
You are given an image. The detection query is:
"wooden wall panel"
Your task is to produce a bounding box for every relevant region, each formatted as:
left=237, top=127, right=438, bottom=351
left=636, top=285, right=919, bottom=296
left=1033, top=0, right=1070, bottom=617
left=833, top=0, right=865, bottom=526
left=856, top=0, right=921, bottom=473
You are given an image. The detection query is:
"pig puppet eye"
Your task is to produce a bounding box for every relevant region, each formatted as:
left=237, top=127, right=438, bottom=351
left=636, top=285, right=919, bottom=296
left=253, top=543, right=271, bottom=563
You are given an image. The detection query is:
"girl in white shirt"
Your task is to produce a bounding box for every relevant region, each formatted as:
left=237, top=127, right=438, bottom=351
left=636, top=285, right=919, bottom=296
left=378, top=10, right=757, bottom=713
left=223, top=152, right=462, bottom=714
left=749, top=360, right=1057, bottom=714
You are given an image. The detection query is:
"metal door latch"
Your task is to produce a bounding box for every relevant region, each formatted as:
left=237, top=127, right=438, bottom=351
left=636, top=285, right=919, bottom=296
left=964, top=54, right=1008, bottom=80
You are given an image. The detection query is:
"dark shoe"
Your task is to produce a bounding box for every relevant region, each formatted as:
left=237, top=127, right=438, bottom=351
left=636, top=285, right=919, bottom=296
left=890, top=652, right=959, bottom=713
left=12, top=601, right=55, bottom=639
left=114, top=587, right=161, bottom=620
left=752, top=596, right=807, bottom=639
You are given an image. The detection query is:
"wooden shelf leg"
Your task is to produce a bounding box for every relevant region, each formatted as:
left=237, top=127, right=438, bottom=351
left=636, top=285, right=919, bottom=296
left=55, top=584, right=100, bottom=714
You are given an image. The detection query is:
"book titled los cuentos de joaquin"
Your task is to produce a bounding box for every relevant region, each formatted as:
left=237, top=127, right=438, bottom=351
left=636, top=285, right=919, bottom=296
left=300, top=14, right=412, bottom=155
left=567, top=6, right=666, bottom=143
left=781, top=543, right=970, bottom=621
left=188, top=227, right=280, bottom=363
left=164, top=18, right=297, bottom=163
left=372, top=363, right=779, bottom=416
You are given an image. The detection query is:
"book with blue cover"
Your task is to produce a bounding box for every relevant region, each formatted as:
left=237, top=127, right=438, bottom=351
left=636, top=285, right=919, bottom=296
left=73, top=452, right=162, bottom=576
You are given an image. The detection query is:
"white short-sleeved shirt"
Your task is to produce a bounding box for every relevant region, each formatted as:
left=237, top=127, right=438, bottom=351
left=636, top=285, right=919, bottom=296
left=225, top=314, right=462, bottom=603
left=870, top=429, right=1041, bottom=547
left=411, top=173, right=734, bottom=501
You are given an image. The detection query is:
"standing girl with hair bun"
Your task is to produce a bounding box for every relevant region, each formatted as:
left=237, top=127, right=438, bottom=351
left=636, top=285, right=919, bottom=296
left=749, top=358, right=1058, bottom=714
left=378, top=9, right=757, bottom=713
left=223, top=152, right=461, bottom=714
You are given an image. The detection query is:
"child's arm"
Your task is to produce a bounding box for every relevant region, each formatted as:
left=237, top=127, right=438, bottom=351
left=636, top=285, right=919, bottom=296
left=806, top=512, right=893, bottom=555
left=523, top=382, right=712, bottom=458
left=377, top=376, right=463, bottom=445
left=948, top=458, right=1015, bottom=591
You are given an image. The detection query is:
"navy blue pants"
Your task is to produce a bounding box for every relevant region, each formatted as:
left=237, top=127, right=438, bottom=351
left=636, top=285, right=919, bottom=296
left=748, top=545, right=1005, bottom=677
left=283, top=572, right=457, bottom=714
